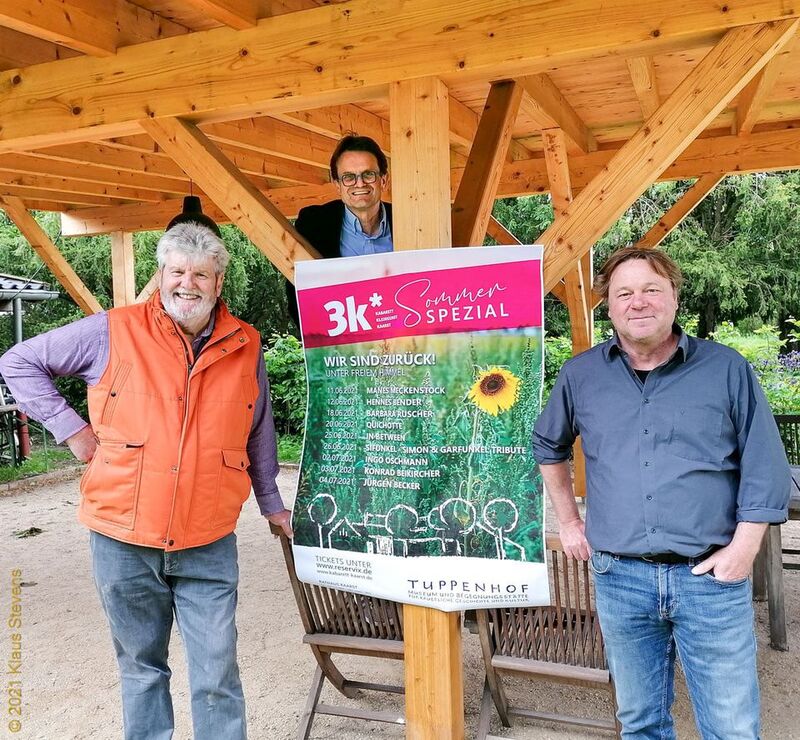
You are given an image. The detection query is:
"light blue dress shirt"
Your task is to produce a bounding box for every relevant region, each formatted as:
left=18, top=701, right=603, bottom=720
left=339, top=203, right=393, bottom=257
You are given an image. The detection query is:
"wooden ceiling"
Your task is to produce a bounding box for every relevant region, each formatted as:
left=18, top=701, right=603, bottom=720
left=1, top=1, right=800, bottom=240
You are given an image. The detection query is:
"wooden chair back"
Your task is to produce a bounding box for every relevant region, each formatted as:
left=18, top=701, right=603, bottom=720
left=269, top=523, right=405, bottom=738
left=476, top=534, right=620, bottom=738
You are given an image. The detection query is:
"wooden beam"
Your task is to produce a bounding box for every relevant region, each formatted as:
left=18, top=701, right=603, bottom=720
left=518, top=74, right=597, bottom=153
left=60, top=182, right=337, bottom=235
left=542, top=128, right=591, bottom=354
left=141, top=117, right=318, bottom=280
left=276, top=105, right=391, bottom=152
left=0, top=0, right=186, bottom=57
left=204, top=118, right=335, bottom=169
left=485, top=216, right=569, bottom=304
left=636, top=173, right=724, bottom=248
left=452, top=81, right=523, bottom=247
left=733, top=47, right=793, bottom=135
left=1, top=196, right=102, bottom=314
left=541, top=127, right=591, bottom=499
left=3, top=0, right=798, bottom=152
left=627, top=57, right=661, bottom=118
left=539, top=19, right=799, bottom=291
left=389, top=78, right=452, bottom=251
left=135, top=272, right=159, bottom=304
left=487, top=126, right=800, bottom=200
left=390, top=77, right=461, bottom=740
left=0, top=170, right=165, bottom=203
left=0, top=27, right=80, bottom=70
left=448, top=95, right=529, bottom=162
left=180, top=0, right=258, bottom=30
left=110, top=231, right=136, bottom=306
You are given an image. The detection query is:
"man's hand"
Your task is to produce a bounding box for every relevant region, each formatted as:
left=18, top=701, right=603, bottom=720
left=265, top=509, right=293, bottom=538
left=559, top=517, right=592, bottom=561
left=66, top=425, right=97, bottom=463
left=691, top=522, right=768, bottom=582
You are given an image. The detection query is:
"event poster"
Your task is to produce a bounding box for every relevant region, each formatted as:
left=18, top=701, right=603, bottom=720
left=291, top=246, right=548, bottom=611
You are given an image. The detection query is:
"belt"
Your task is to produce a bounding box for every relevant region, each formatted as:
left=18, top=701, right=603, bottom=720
left=626, top=546, right=719, bottom=565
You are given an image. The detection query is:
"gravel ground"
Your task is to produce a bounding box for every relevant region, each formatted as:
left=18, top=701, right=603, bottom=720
left=1, top=467, right=798, bottom=739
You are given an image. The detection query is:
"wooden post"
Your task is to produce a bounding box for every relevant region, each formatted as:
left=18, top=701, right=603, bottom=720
left=542, top=127, right=590, bottom=497
left=389, top=76, right=463, bottom=740
left=110, top=231, right=136, bottom=307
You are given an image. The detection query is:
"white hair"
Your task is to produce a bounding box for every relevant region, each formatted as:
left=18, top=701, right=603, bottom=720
left=156, top=222, right=230, bottom=275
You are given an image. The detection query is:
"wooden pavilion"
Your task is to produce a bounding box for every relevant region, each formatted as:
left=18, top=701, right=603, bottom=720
left=2, top=1, right=800, bottom=737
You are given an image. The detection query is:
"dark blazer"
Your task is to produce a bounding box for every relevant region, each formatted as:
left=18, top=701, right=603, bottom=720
left=286, top=199, right=393, bottom=326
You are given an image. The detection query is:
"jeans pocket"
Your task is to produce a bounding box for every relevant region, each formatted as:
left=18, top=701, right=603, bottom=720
left=590, top=551, right=614, bottom=576
left=702, top=573, right=750, bottom=587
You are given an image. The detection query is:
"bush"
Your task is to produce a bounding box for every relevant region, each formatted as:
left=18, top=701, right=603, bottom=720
left=263, top=333, right=307, bottom=436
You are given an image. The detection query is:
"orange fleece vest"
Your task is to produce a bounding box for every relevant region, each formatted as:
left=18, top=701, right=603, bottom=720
left=79, top=292, right=261, bottom=551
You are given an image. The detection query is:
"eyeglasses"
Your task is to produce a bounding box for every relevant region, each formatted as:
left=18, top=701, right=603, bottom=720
left=338, top=170, right=380, bottom=186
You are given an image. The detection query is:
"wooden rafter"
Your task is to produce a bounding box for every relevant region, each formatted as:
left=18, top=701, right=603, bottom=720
left=135, top=273, right=159, bottom=304
left=275, top=105, right=390, bottom=153
left=1, top=196, right=102, bottom=314
left=452, top=81, right=523, bottom=247
left=58, top=123, right=800, bottom=237
left=627, top=57, right=661, bottom=118
left=141, top=117, right=318, bottom=280
left=518, top=74, right=597, bottom=153
left=733, top=47, right=793, bottom=135
left=110, top=231, right=135, bottom=307
left=180, top=0, right=258, bottom=30
left=204, top=119, right=334, bottom=170
left=0, top=0, right=186, bottom=57
left=539, top=19, right=800, bottom=291
left=636, top=173, right=724, bottom=248
left=0, top=27, right=80, bottom=69
left=2, top=0, right=798, bottom=152
left=0, top=170, right=165, bottom=203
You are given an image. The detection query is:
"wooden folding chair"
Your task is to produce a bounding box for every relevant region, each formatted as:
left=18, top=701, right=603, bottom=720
left=476, top=534, right=621, bottom=738
left=269, top=523, right=405, bottom=739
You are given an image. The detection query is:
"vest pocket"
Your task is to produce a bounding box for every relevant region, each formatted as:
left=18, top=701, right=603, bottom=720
left=213, top=448, right=251, bottom=527
left=100, top=362, right=132, bottom=426
left=80, top=441, right=144, bottom=529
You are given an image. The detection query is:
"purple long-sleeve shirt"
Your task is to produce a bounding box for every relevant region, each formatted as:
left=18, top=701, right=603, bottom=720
left=0, top=310, right=284, bottom=515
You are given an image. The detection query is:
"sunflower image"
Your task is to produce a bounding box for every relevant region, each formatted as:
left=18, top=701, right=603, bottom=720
left=468, top=367, right=521, bottom=416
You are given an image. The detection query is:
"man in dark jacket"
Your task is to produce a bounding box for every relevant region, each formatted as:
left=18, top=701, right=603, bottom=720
left=287, top=134, right=393, bottom=326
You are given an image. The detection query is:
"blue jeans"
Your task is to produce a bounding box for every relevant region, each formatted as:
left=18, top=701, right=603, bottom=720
left=590, top=552, right=759, bottom=740
left=90, top=532, right=246, bottom=740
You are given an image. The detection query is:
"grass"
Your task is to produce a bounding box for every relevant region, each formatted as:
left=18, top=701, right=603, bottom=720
left=0, top=447, right=76, bottom=484
left=277, top=434, right=302, bottom=464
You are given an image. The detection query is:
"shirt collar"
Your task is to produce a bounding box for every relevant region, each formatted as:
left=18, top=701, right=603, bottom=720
left=604, top=323, right=689, bottom=363
left=343, top=202, right=389, bottom=238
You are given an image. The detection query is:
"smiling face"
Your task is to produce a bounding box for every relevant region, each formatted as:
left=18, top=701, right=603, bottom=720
left=159, top=251, right=223, bottom=335
left=607, top=258, right=678, bottom=352
left=334, top=150, right=387, bottom=217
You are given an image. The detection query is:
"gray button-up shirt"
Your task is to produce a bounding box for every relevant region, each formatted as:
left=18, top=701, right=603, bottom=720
left=532, top=328, right=791, bottom=557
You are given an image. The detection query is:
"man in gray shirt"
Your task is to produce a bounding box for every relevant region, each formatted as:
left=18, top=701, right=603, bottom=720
left=532, top=246, right=790, bottom=739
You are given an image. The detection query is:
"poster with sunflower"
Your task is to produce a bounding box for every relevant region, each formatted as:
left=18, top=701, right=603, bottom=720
left=291, top=245, right=548, bottom=611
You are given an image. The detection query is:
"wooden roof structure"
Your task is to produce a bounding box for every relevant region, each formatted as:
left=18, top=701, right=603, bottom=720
left=2, top=2, right=800, bottom=736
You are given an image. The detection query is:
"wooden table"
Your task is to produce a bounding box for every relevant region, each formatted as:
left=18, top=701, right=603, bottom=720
left=758, top=467, right=800, bottom=651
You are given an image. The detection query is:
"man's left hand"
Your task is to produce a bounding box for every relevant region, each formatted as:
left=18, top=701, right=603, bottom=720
left=265, top=509, right=293, bottom=538
left=691, top=522, right=768, bottom=582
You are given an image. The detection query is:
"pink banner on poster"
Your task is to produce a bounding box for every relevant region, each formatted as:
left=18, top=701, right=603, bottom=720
left=299, top=260, right=542, bottom=348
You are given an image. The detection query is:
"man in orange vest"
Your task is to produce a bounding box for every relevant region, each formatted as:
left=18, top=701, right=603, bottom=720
left=0, top=220, right=292, bottom=740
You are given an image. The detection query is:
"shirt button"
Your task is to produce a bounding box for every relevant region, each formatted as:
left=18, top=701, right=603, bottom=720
left=646, top=495, right=653, bottom=501
left=644, top=461, right=650, bottom=467
left=650, top=528, right=656, bottom=533
left=643, top=429, right=649, bottom=434
left=643, top=399, right=650, bottom=404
